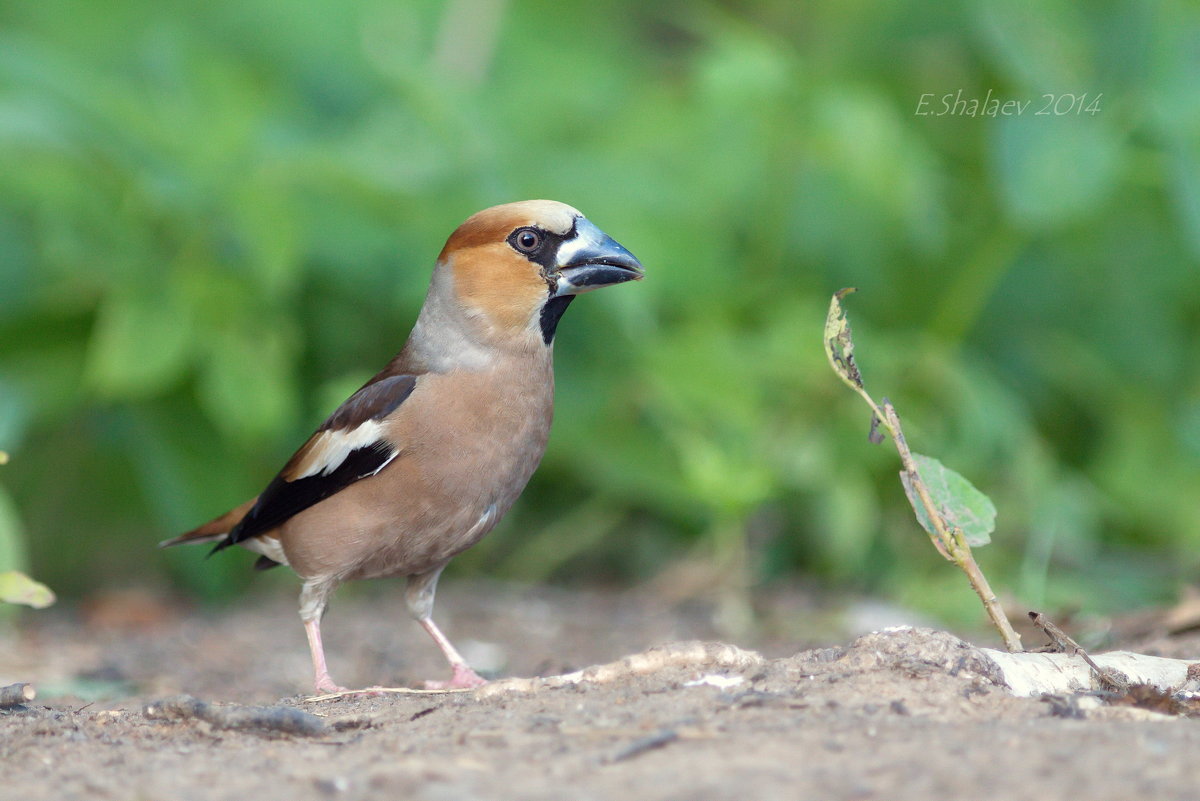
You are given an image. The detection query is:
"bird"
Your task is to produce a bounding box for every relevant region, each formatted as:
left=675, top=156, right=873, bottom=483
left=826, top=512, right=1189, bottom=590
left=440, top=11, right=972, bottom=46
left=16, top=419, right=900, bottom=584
left=162, top=200, right=643, bottom=693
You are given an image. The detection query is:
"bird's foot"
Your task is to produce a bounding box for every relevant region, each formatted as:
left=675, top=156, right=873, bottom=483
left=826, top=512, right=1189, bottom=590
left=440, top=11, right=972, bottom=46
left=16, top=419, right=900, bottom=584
left=313, top=675, right=349, bottom=695
left=423, top=664, right=487, bottom=690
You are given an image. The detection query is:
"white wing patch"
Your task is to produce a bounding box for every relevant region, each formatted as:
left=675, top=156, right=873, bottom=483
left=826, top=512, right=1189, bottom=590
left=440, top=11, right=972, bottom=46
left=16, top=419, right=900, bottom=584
left=291, top=420, right=394, bottom=480
left=241, top=534, right=289, bottom=566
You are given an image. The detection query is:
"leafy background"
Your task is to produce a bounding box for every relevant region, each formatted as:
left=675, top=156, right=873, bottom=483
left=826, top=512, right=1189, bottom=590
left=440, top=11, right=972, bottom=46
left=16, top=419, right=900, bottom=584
left=1, top=0, right=1197, bottom=627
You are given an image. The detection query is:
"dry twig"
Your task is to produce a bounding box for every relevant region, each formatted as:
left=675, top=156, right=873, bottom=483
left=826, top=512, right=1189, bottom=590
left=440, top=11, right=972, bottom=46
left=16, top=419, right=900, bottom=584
left=1028, top=611, right=1129, bottom=692
left=305, top=686, right=471, bottom=703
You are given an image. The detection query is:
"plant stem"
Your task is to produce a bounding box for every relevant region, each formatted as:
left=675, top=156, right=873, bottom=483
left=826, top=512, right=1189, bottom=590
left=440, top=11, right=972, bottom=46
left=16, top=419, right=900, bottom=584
left=883, top=402, right=1022, bottom=652
left=825, top=290, right=1021, bottom=652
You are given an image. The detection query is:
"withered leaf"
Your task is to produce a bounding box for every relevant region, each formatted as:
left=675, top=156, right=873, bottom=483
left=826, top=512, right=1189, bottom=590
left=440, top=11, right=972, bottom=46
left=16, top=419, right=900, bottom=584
left=823, top=289, right=863, bottom=390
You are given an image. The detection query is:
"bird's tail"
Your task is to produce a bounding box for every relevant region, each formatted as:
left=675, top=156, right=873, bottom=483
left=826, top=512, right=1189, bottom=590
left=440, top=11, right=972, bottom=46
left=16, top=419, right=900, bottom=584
left=159, top=499, right=257, bottom=548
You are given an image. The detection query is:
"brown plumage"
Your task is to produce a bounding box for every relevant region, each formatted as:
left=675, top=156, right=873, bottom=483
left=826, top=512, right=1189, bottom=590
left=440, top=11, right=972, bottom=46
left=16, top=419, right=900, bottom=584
left=164, top=200, right=643, bottom=693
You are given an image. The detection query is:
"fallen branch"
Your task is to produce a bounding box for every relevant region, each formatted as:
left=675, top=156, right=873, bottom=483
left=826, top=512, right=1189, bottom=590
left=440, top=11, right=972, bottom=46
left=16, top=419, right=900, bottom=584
left=0, top=682, right=35, bottom=708
left=142, top=695, right=326, bottom=737
left=478, top=641, right=764, bottom=697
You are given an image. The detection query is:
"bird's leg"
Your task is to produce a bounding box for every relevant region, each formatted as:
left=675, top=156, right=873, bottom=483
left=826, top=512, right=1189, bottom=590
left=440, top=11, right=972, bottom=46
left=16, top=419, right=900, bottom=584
left=406, top=567, right=486, bottom=689
left=300, top=578, right=346, bottom=694
left=303, top=618, right=346, bottom=694
left=418, top=617, right=486, bottom=689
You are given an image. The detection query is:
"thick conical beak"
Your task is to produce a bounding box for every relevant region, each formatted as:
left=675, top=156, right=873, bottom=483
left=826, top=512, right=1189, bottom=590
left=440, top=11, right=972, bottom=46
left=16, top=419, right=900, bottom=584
left=551, top=218, right=644, bottom=298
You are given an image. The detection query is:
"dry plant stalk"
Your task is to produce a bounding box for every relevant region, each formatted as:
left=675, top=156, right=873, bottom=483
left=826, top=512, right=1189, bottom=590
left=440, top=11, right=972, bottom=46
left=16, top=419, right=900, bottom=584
left=1028, top=611, right=1127, bottom=692
left=824, top=288, right=1022, bottom=652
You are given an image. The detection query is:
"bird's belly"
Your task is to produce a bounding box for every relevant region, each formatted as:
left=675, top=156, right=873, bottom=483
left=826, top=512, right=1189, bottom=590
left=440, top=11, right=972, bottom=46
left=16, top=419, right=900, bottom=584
left=279, top=393, right=551, bottom=582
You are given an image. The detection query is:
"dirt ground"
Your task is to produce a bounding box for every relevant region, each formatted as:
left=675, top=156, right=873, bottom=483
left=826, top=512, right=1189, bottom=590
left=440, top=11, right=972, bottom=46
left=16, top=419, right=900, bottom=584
left=3, top=581, right=1200, bottom=801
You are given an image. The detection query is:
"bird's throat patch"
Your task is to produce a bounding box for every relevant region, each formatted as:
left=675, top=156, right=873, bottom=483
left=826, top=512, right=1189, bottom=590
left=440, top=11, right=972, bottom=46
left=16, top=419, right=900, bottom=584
left=539, top=294, right=575, bottom=345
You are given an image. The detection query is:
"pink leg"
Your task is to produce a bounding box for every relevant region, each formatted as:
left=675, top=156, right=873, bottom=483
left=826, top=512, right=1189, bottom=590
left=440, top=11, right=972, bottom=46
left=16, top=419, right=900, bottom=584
left=419, top=617, right=486, bottom=689
left=304, top=617, right=348, bottom=694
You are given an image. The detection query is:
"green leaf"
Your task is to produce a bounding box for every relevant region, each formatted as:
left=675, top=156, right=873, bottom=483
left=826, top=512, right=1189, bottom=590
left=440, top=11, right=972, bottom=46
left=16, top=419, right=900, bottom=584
left=900, top=453, right=996, bottom=547
left=0, top=570, right=55, bottom=608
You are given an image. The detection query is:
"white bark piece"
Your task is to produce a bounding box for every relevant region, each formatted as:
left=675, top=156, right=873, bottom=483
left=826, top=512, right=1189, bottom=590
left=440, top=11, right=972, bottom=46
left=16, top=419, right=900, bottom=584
left=979, top=648, right=1199, bottom=697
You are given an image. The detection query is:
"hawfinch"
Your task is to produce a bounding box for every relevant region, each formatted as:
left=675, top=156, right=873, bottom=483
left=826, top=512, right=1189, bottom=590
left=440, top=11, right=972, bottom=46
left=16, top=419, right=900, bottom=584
left=163, top=200, right=643, bottom=693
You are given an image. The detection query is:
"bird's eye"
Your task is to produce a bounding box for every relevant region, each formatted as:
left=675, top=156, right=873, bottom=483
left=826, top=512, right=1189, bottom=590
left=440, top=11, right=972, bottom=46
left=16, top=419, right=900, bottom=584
left=513, top=228, right=542, bottom=253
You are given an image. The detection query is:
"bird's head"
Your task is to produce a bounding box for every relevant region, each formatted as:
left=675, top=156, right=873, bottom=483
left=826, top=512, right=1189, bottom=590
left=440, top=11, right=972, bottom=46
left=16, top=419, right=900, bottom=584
left=436, top=200, right=644, bottom=346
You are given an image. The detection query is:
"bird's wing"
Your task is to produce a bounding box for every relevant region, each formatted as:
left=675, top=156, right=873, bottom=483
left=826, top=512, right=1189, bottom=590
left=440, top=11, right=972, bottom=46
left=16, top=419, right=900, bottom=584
left=212, top=373, right=418, bottom=551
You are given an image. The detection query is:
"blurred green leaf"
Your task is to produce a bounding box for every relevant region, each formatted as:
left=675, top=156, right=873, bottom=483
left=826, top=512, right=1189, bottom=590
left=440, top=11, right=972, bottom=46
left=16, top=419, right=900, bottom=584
left=229, top=175, right=302, bottom=298
left=198, top=323, right=298, bottom=440
left=975, top=0, right=1092, bottom=91
left=85, top=286, right=192, bottom=399
left=0, top=379, right=31, bottom=451
left=993, top=113, right=1120, bottom=228
left=0, top=0, right=1195, bottom=615
left=1167, top=138, right=1200, bottom=258
left=0, top=571, right=55, bottom=608
left=900, top=453, right=997, bottom=547
left=811, top=90, right=946, bottom=251
left=0, top=482, right=24, bottom=573
left=814, top=474, right=879, bottom=578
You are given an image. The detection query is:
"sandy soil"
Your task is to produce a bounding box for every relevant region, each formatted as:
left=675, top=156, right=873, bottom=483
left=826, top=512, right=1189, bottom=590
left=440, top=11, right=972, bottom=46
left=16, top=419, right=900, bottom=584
left=3, top=582, right=1200, bottom=801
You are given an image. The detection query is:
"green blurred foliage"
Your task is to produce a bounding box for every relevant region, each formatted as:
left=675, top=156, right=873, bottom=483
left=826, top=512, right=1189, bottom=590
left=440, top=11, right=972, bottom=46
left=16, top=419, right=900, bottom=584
left=0, top=0, right=1197, bottom=622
